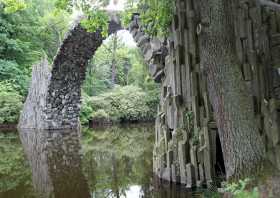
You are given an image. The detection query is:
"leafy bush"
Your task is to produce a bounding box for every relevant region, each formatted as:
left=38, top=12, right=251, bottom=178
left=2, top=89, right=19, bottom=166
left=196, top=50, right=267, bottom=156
left=0, top=60, right=30, bottom=96
left=80, top=85, right=159, bottom=124
left=80, top=92, right=94, bottom=125
left=0, top=0, right=27, bottom=14
left=91, top=109, right=111, bottom=125
left=0, top=82, right=23, bottom=124
left=91, top=109, right=109, bottom=120
left=225, top=178, right=259, bottom=198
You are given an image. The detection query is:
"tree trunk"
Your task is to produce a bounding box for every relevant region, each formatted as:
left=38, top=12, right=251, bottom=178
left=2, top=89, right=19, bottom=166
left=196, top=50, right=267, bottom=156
left=111, top=33, right=117, bottom=87
left=198, top=0, right=265, bottom=179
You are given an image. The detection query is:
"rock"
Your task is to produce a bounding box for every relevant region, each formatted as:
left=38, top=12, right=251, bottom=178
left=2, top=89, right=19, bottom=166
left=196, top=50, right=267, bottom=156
left=186, top=163, right=195, bottom=188
left=18, top=58, right=50, bottom=129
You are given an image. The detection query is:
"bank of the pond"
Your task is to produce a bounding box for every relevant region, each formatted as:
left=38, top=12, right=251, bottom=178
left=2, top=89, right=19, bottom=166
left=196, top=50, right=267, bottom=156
left=0, top=123, right=17, bottom=131
left=88, top=119, right=155, bottom=128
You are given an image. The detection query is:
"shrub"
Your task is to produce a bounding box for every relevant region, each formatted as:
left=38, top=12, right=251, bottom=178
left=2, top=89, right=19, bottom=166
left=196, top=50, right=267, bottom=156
left=91, top=109, right=109, bottom=120
left=225, top=178, right=259, bottom=198
left=0, top=60, right=30, bottom=96
left=79, top=92, right=94, bottom=125
left=0, top=81, right=23, bottom=124
left=82, top=85, right=159, bottom=124
left=91, top=109, right=111, bottom=125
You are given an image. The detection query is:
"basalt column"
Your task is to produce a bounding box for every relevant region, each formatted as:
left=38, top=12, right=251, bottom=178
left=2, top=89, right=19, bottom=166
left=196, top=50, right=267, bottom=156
left=151, top=0, right=280, bottom=187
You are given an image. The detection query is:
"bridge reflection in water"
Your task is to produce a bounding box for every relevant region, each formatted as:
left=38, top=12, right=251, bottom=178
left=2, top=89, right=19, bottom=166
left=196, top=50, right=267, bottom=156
left=19, top=129, right=91, bottom=198
left=16, top=125, right=201, bottom=198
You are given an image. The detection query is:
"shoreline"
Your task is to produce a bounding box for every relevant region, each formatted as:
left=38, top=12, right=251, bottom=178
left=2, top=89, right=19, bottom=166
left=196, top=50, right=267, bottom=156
left=0, top=121, right=155, bottom=132
left=0, top=123, right=17, bottom=132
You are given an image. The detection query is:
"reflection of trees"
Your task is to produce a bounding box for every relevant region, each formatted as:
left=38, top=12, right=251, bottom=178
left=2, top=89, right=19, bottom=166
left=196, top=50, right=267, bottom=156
left=82, top=124, right=154, bottom=197
left=0, top=133, right=35, bottom=198
left=111, top=153, right=120, bottom=198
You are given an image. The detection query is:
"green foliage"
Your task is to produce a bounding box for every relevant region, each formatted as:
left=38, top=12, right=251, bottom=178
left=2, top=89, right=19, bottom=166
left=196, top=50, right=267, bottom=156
left=185, top=111, right=194, bottom=132
left=0, top=60, right=30, bottom=95
left=81, top=85, right=158, bottom=124
left=81, top=10, right=109, bottom=37
left=54, top=0, right=70, bottom=10
left=0, top=0, right=27, bottom=13
left=120, top=0, right=137, bottom=28
left=120, top=10, right=134, bottom=28
left=0, top=0, right=70, bottom=101
left=38, top=8, right=70, bottom=59
left=122, top=0, right=174, bottom=36
left=0, top=133, right=34, bottom=195
left=184, top=111, right=199, bottom=145
left=80, top=92, right=94, bottom=125
left=54, top=0, right=110, bottom=36
left=82, top=33, right=159, bottom=124
left=225, top=178, right=259, bottom=198
left=91, top=109, right=109, bottom=121
left=83, top=35, right=157, bottom=96
left=139, top=0, right=174, bottom=36
left=0, top=82, right=23, bottom=124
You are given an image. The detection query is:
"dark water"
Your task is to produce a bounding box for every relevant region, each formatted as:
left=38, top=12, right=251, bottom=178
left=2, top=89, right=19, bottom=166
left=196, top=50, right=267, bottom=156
left=0, top=124, right=202, bottom=198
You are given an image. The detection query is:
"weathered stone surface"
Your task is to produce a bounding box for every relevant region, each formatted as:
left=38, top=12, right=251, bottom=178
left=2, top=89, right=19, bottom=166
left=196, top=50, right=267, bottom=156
left=153, top=0, right=280, bottom=188
left=18, top=58, right=50, bottom=129
left=186, top=163, right=195, bottom=188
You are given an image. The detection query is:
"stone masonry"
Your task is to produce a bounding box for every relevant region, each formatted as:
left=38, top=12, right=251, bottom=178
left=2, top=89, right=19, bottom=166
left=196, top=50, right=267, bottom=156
left=18, top=14, right=122, bottom=130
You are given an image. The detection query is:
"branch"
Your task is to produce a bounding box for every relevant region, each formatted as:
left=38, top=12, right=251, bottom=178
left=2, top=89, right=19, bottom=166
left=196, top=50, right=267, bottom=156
left=259, top=0, right=280, bottom=11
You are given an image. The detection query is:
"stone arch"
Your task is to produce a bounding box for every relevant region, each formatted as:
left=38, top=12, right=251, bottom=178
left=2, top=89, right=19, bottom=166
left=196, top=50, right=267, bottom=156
left=18, top=13, right=163, bottom=130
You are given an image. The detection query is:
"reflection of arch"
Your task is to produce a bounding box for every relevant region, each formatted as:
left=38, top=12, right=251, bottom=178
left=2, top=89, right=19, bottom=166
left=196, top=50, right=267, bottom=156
left=19, top=129, right=90, bottom=198
left=18, top=13, right=163, bottom=130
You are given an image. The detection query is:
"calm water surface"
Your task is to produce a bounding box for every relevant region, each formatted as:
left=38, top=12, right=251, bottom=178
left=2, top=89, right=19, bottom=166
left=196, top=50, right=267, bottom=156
left=0, top=124, right=202, bottom=198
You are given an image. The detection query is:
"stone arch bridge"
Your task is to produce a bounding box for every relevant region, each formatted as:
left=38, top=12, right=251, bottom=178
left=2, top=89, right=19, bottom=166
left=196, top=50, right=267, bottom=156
left=19, top=1, right=280, bottom=189
left=18, top=12, right=160, bottom=129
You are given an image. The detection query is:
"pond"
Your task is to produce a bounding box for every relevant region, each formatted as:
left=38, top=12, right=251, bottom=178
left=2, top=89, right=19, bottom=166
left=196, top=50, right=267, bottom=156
left=0, top=124, right=203, bottom=198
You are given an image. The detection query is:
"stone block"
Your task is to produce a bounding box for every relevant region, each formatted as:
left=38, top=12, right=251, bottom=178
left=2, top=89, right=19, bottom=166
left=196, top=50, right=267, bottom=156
left=186, top=163, right=195, bottom=188
left=153, top=69, right=165, bottom=83
left=178, top=142, right=187, bottom=184
left=198, top=163, right=205, bottom=183
left=167, top=150, right=174, bottom=168
left=150, top=38, right=162, bottom=51
left=190, top=146, right=198, bottom=181
left=161, top=167, right=172, bottom=182
left=134, top=31, right=144, bottom=42
left=171, top=164, right=180, bottom=183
